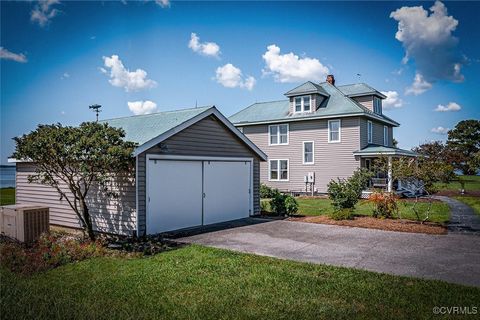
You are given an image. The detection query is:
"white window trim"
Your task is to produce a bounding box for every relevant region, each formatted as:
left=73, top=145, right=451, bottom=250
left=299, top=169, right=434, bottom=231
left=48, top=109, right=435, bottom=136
left=302, top=141, right=314, bottom=165
left=328, top=119, right=341, bottom=143
left=268, top=123, right=289, bottom=146
left=384, top=126, right=389, bottom=146
left=367, top=120, right=373, bottom=144
left=268, top=159, right=289, bottom=181
left=293, top=95, right=311, bottom=113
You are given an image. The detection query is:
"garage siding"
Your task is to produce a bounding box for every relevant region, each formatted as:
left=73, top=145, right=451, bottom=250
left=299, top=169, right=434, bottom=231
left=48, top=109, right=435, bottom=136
left=15, top=163, right=136, bottom=235
left=137, top=115, right=261, bottom=235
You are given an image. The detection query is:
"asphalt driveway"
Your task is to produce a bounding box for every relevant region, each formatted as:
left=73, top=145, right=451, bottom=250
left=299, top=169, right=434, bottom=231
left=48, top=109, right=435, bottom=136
left=178, top=219, right=480, bottom=287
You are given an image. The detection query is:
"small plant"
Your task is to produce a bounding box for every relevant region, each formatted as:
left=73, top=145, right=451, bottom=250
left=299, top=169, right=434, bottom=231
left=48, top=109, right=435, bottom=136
left=269, top=190, right=298, bottom=216
left=260, top=183, right=275, bottom=198
left=368, top=191, right=399, bottom=219
left=328, top=208, right=354, bottom=221
left=327, top=168, right=372, bottom=210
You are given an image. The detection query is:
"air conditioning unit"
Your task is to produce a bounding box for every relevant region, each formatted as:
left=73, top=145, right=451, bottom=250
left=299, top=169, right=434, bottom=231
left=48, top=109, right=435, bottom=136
left=0, top=204, right=49, bottom=243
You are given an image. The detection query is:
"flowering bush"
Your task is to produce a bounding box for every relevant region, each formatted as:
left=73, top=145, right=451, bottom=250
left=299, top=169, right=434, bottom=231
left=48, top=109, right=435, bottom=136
left=0, top=232, right=107, bottom=274
left=368, top=191, right=399, bottom=219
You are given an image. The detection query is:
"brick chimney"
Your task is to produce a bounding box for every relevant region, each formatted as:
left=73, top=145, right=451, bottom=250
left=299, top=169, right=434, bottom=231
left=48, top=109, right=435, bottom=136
left=326, top=74, right=335, bottom=86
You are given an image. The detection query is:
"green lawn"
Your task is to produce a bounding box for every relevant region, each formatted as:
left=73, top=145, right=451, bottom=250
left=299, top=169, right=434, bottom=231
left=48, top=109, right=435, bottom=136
left=0, top=187, right=15, bottom=206
left=435, top=175, right=480, bottom=192
left=453, top=196, right=480, bottom=216
left=262, top=197, right=450, bottom=223
left=1, top=245, right=479, bottom=320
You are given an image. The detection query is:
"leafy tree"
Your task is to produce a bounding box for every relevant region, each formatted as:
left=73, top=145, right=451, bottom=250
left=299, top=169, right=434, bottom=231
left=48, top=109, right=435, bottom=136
left=446, top=119, right=480, bottom=175
left=12, top=123, right=136, bottom=240
left=327, top=168, right=372, bottom=210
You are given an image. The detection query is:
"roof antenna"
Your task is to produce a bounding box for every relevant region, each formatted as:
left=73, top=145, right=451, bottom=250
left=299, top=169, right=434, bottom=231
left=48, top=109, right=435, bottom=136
left=356, top=73, right=362, bottom=82
left=195, top=99, right=198, bottom=108
left=89, top=104, right=102, bottom=122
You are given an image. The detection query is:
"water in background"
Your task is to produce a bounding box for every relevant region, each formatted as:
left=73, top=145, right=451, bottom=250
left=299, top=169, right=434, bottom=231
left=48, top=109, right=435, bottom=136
left=0, top=165, right=15, bottom=188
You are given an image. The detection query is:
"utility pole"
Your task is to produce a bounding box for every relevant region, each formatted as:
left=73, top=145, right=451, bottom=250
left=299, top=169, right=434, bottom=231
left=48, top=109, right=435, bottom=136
left=89, top=104, right=102, bottom=122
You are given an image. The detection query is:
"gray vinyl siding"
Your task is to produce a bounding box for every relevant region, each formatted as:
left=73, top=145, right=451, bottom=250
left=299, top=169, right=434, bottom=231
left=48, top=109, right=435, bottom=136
left=353, top=96, right=374, bottom=111
left=243, top=117, right=361, bottom=193
left=359, top=118, right=393, bottom=148
left=15, top=163, right=136, bottom=235
left=136, top=115, right=261, bottom=235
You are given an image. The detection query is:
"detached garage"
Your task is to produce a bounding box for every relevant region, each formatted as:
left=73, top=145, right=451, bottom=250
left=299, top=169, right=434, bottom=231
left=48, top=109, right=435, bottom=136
left=13, top=106, right=267, bottom=236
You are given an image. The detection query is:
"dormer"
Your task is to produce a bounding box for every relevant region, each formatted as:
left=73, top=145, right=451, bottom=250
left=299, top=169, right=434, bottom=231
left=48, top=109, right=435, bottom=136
left=284, top=81, right=330, bottom=115
left=337, top=83, right=386, bottom=115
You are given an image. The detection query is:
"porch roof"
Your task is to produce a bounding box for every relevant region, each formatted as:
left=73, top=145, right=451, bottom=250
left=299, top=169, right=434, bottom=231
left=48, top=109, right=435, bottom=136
left=353, top=144, right=418, bottom=157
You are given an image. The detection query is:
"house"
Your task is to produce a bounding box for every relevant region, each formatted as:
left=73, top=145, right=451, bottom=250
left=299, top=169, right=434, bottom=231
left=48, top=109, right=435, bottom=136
left=12, top=106, right=267, bottom=236
left=229, top=75, right=416, bottom=194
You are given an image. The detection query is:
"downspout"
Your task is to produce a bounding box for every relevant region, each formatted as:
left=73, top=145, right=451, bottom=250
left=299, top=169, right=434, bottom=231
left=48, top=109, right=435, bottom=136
left=135, top=154, right=139, bottom=237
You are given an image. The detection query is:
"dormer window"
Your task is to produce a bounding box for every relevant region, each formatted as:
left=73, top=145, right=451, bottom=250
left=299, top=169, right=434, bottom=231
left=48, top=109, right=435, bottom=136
left=373, top=97, right=382, bottom=114
left=294, top=95, right=311, bottom=113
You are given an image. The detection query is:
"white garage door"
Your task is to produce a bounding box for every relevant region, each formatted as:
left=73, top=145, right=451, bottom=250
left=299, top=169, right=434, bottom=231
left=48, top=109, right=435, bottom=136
left=146, top=158, right=252, bottom=234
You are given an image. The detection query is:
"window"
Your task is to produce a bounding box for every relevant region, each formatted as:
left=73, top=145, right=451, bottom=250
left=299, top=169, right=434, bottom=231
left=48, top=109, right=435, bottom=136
left=269, top=124, right=288, bottom=145
left=373, top=97, right=382, bottom=114
left=269, top=160, right=289, bottom=181
left=367, top=121, right=373, bottom=144
left=384, top=126, right=389, bottom=146
left=303, top=141, right=314, bottom=164
left=328, top=120, right=341, bottom=143
left=293, top=95, right=311, bottom=113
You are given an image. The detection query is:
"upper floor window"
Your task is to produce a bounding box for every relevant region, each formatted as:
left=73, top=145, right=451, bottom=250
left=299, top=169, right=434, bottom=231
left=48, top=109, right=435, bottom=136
left=384, top=126, right=389, bottom=146
left=303, top=141, right=314, bottom=164
left=294, top=95, right=311, bottom=113
left=269, top=124, right=288, bottom=145
left=328, top=120, right=341, bottom=143
left=373, top=97, right=382, bottom=114
left=367, top=121, right=373, bottom=144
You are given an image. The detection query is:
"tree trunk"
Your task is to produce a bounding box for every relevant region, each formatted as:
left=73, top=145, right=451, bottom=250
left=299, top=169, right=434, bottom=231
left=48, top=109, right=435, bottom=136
left=79, top=196, right=95, bottom=241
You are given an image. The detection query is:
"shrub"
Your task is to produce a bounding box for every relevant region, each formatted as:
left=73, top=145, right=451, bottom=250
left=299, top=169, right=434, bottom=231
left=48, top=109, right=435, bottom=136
left=327, top=168, right=372, bottom=210
left=269, top=190, right=298, bottom=216
left=368, top=191, right=399, bottom=219
left=328, top=208, right=354, bottom=221
left=260, top=183, right=275, bottom=198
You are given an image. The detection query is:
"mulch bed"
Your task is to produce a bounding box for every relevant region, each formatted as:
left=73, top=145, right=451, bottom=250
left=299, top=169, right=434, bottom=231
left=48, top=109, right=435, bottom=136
left=435, top=190, right=480, bottom=197
left=287, top=215, right=447, bottom=235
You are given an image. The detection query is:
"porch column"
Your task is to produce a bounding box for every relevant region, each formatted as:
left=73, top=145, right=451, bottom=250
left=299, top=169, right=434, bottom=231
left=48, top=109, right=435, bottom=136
left=387, top=156, right=393, bottom=192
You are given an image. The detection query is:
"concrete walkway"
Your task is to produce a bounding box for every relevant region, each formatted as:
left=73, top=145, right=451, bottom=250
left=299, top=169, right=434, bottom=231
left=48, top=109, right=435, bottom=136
left=178, top=219, right=480, bottom=287
left=433, top=195, right=480, bottom=235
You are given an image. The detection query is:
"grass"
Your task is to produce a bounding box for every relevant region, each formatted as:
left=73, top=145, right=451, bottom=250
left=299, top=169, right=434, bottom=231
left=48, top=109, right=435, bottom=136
left=262, top=198, right=450, bottom=223
left=435, top=175, right=480, bottom=192
left=1, top=245, right=479, bottom=320
left=453, top=196, right=480, bottom=216
left=0, top=187, right=15, bottom=206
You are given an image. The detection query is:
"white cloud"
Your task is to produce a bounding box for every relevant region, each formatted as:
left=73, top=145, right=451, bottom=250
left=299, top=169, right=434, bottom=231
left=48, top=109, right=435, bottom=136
left=155, top=0, right=170, bottom=8
left=215, top=63, right=255, bottom=90
left=431, top=126, right=450, bottom=135
left=435, top=102, right=461, bottom=112
left=61, top=72, right=70, bottom=79
left=0, top=47, right=27, bottom=63
left=31, top=0, right=61, bottom=27
left=127, top=100, right=158, bottom=115
left=262, top=44, right=329, bottom=83
left=405, top=73, right=432, bottom=95
left=102, top=55, right=157, bottom=92
left=381, top=91, right=403, bottom=109
left=188, top=33, right=220, bottom=58
left=390, top=1, right=464, bottom=90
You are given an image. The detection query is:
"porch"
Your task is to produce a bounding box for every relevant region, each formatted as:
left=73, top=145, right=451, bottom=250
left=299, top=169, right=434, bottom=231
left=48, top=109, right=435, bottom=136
left=353, top=144, right=419, bottom=196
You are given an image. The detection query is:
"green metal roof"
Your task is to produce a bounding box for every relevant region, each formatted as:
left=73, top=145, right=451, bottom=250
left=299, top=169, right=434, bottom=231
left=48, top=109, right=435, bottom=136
left=337, top=83, right=386, bottom=98
left=100, top=106, right=212, bottom=145
left=229, top=82, right=399, bottom=126
left=284, top=81, right=329, bottom=97
left=353, top=144, right=418, bottom=157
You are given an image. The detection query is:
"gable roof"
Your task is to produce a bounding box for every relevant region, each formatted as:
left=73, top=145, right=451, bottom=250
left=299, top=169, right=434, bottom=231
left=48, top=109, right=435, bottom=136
left=284, top=81, right=329, bottom=97
left=337, top=83, right=387, bottom=99
left=229, top=82, right=399, bottom=127
left=101, top=106, right=267, bottom=159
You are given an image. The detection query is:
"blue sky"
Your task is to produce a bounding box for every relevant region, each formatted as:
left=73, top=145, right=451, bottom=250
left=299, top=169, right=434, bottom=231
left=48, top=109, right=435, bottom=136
left=1, top=1, right=479, bottom=164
